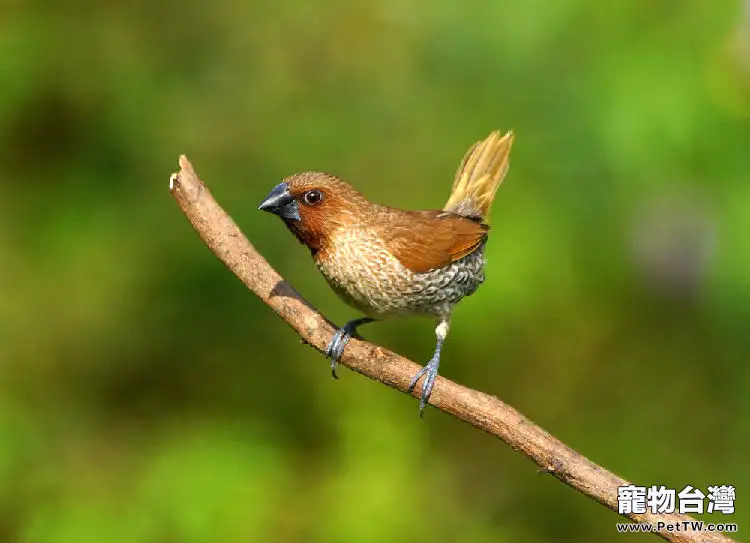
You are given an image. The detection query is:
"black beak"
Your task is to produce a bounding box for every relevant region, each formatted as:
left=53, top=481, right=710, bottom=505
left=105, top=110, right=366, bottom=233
left=258, top=182, right=300, bottom=221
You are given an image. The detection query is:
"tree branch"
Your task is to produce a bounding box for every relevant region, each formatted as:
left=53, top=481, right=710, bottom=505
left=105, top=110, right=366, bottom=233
left=169, top=156, right=736, bottom=543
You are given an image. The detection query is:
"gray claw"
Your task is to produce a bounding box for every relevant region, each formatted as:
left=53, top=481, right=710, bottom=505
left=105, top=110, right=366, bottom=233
left=407, top=355, right=441, bottom=416
left=326, top=329, right=349, bottom=378
left=325, top=317, right=375, bottom=379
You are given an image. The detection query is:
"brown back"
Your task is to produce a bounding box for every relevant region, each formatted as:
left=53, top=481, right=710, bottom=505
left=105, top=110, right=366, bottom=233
left=372, top=209, right=489, bottom=273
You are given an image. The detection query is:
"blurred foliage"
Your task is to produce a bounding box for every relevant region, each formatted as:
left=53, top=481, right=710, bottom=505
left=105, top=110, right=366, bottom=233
left=1, top=0, right=749, bottom=541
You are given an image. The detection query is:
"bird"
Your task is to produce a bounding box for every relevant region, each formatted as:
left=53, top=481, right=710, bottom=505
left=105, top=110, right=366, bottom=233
left=258, top=130, right=514, bottom=413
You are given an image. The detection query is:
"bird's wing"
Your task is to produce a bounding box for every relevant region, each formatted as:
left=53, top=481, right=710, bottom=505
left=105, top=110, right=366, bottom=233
left=374, top=210, right=489, bottom=273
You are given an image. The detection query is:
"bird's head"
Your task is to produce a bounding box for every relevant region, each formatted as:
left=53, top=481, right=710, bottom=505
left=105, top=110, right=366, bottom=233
left=258, top=172, right=368, bottom=253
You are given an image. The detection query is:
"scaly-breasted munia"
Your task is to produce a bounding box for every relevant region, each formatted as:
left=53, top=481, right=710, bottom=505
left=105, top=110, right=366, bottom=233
left=258, top=131, right=514, bottom=413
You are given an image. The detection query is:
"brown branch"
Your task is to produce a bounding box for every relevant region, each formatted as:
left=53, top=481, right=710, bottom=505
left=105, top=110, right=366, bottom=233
left=169, top=156, right=737, bottom=543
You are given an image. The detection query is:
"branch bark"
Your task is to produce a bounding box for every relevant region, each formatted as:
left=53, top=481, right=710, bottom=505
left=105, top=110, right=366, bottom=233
left=169, top=156, right=737, bottom=543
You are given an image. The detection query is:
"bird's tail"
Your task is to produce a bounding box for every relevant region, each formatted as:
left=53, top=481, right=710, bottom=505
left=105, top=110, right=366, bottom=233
left=443, top=130, right=514, bottom=220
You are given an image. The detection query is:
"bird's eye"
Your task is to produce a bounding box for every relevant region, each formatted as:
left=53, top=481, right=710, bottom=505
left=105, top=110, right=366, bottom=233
left=303, top=189, right=323, bottom=206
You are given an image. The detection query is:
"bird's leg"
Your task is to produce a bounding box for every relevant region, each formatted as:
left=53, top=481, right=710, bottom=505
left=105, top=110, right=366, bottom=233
left=326, top=317, right=375, bottom=378
left=408, top=318, right=450, bottom=416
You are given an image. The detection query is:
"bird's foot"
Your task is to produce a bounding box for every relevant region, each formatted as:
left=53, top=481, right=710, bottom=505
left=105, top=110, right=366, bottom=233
left=325, top=317, right=374, bottom=379
left=326, top=327, right=352, bottom=378
left=407, top=354, right=441, bottom=416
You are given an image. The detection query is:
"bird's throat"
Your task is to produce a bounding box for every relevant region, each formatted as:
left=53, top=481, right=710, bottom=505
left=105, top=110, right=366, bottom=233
left=283, top=218, right=326, bottom=254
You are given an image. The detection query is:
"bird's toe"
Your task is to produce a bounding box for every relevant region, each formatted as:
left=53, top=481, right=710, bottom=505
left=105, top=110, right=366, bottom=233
left=407, top=365, right=429, bottom=393
left=326, top=327, right=352, bottom=379
left=325, top=317, right=375, bottom=380
left=408, top=356, right=441, bottom=416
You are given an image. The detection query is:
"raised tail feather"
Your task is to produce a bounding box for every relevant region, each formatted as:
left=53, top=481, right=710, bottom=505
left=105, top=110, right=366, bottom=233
left=443, top=130, right=514, bottom=220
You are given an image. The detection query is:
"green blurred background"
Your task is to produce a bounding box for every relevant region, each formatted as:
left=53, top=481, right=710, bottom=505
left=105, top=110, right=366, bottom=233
left=1, top=0, right=748, bottom=541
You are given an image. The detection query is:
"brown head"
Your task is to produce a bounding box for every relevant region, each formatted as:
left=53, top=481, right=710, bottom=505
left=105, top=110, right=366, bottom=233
left=258, top=172, right=369, bottom=254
